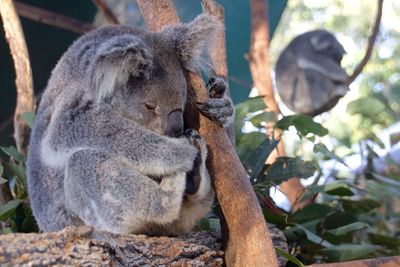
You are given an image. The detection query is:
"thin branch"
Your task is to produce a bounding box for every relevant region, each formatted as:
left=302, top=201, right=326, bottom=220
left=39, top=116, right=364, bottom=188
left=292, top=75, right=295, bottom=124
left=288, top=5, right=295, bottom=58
left=92, top=0, right=119, bottom=25
left=347, top=0, right=383, bottom=84
left=14, top=1, right=94, bottom=34
left=0, top=0, right=35, bottom=154
left=136, top=1, right=278, bottom=266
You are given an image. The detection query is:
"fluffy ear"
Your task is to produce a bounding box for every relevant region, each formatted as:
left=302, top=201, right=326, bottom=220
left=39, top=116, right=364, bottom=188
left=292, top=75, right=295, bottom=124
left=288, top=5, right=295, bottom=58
left=162, top=14, right=223, bottom=72
left=90, top=34, right=153, bottom=102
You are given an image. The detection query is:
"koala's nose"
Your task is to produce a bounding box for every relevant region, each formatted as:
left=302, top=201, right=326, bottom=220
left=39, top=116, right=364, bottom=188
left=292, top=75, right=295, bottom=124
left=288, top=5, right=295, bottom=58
left=164, top=110, right=183, bottom=137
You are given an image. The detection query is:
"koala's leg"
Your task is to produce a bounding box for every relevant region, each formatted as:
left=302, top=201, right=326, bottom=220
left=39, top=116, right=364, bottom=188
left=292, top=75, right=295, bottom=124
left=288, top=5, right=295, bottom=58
left=162, top=129, right=214, bottom=235
left=64, top=149, right=187, bottom=234
left=197, top=77, right=234, bottom=127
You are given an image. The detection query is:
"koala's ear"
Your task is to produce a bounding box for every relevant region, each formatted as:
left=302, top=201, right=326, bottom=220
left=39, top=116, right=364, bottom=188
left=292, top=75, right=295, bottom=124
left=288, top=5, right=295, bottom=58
left=90, top=34, right=153, bottom=102
left=162, top=14, right=223, bottom=72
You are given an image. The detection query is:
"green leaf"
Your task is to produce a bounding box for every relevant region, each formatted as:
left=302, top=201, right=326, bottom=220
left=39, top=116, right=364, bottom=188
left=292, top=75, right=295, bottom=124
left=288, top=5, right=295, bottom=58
left=235, top=96, right=266, bottom=114
left=198, top=218, right=210, bottom=231
left=243, top=138, right=279, bottom=182
left=0, top=177, right=8, bottom=185
left=327, top=222, right=369, bottom=236
left=291, top=204, right=335, bottom=224
left=275, top=114, right=329, bottom=137
left=262, top=157, right=316, bottom=184
left=22, top=112, right=36, bottom=129
left=0, top=164, right=3, bottom=176
left=320, top=211, right=357, bottom=231
left=275, top=248, right=305, bottom=267
left=368, top=233, right=400, bottom=248
left=294, top=223, right=333, bottom=247
left=318, top=244, right=378, bottom=262
left=347, top=97, right=386, bottom=118
left=1, top=146, right=26, bottom=163
left=340, top=198, right=381, bottom=214
left=236, top=132, right=269, bottom=159
left=249, top=111, right=276, bottom=127
left=324, top=183, right=354, bottom=196
left=313, top=143, right=349, bottom=167
left=0, top=199, right=24, bottom=221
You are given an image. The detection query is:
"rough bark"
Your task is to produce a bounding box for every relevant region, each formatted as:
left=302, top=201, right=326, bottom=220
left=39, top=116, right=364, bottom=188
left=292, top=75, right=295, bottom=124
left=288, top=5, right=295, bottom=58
left=0, top=226, right=224, bottom=266
left=136, top=1, right=278, bottom=266
left=201, top=0, right=235, bottom=146
left=14, top=1, right=94, bottom=34
left=0, top=0, right=35, bottom=155
left=0, top=226, right=290, bottom=266
left=249, top=0, right=310, bottom=211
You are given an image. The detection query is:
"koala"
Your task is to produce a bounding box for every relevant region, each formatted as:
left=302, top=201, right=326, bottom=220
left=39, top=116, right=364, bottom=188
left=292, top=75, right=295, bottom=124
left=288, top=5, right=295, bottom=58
left=27, top=14, right=233, bottom=236
left=275, top=30, right=349, bottom=116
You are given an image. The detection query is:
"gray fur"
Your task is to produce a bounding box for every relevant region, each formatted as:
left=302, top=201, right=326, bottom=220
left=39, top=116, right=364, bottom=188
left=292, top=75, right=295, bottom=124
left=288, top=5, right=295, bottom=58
left=275, top=30, right=349, bottom=116
left=27, top=14, right=226, bottom=235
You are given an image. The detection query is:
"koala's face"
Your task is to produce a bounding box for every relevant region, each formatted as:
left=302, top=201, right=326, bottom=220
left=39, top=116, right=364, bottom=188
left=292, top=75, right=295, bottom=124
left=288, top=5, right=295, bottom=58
left=117, top=36, right=187, bottom=137
left=310, top=31, right=346, bottom=63
left=98, top=15, right=221, bottom=138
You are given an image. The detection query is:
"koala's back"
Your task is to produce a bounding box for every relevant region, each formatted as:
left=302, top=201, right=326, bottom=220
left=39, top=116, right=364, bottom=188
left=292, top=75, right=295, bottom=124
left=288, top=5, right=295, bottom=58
left=27, top=26, right=146, bottom=231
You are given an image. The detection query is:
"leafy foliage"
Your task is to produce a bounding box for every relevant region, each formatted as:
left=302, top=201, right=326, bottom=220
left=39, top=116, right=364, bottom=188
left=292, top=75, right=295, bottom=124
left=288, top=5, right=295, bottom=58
left=0, top=114, right=38, bottom=233
left=229, top=96, right=400, bottom=265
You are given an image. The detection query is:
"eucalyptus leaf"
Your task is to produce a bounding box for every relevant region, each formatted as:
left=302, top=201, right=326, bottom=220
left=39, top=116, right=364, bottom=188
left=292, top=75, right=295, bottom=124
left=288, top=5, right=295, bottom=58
left=347, top=97, right=386, bottom=118
left=262, top=157, right=316, bottom=184
left=249, top=111, right=276, bottom=127
left=368, top=233, right=400, bottom=247
left=294, top=223, right=333, bottom=247
left=22, top=112, right=36, bottom=129
left=324, top=183, right=354, bottom=196
left=318, top=244, right=378, bottom=262
left=0, top=199, right=24, bottom=221
left=275, top=114, right=329, bottom=137
left=291, top=204, right=335, bottom=224
left=0, top=164, right=3, bottom=176
left=340, top=198, right=380, bottom=214
left=313, top=143, right=349, bottom=167
left=275, top=248, right=305, bottom=267
left=327, top=222, right=369, bottom=236
left=1, top=146, right=26, bottom=163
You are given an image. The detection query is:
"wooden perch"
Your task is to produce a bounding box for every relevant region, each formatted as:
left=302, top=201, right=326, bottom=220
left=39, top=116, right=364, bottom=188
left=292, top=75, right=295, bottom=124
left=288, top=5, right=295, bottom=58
left=0, top=0, right=34, bottom=154
left=347, top=0, right=383, bottom=84
left=136, top=1, right=278, bottom=266
left=0, top=226, right=224, bottom=266
left=249, top=0, right=309, bottom=211
left=92, top=0, right=119, bottom=25
left=14, top=1, right=94, bottom=34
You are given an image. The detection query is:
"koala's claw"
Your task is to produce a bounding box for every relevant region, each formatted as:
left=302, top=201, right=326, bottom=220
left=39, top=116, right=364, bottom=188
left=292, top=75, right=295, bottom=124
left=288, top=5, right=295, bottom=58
left=184, top=128, right=203, bottom=151
left=184, top=128, right=205, bottom=195
left=207, top=76, right=227, bottom=99
left=197, top=98, right=234, bottom=127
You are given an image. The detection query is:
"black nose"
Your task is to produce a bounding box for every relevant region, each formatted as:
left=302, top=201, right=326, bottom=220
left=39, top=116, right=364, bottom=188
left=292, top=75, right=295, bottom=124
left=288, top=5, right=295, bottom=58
left=164, top=110, right=183, bottom=137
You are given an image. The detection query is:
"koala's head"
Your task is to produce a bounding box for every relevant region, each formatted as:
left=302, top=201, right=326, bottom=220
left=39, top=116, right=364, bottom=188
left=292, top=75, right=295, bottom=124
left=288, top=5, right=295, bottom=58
left=90, top=15, right=221, bottom=137
left=309, top=30, right=346, bottom=63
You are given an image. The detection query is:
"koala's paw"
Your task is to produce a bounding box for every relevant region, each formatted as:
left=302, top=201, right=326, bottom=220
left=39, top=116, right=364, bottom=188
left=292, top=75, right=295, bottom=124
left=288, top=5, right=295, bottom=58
left=207, top=76, right=227, bottom=99
left=184, top=129, right=205, bottom=195
left=197, top=98, right=234, bottom=127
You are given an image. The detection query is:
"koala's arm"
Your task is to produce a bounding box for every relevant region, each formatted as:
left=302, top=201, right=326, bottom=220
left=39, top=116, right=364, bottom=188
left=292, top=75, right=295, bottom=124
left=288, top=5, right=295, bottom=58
left=297, top=54, right=348, bottom=82
left=48, top=103, right=198, bottom=177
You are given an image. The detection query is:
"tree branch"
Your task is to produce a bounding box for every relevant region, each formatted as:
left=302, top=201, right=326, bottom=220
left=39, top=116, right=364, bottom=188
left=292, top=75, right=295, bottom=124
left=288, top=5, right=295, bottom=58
left=14, top=1, right=94, bottom=34
left=0, top=0, right=35, bottom=154
left=347, top=0, right=383, bottom=84
left=92, top=0, right=119, bottom=25
left=248, top=0, right=309, bottom=211
left=136, top=1, right=278, bottom=266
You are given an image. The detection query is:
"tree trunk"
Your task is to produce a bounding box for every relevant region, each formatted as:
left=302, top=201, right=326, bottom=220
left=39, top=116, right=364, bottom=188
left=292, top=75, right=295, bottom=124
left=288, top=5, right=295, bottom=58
left=0, top=0, right=35, bottom=155
left=248, top=0, right=309, bottom=211
left=136, top=1, right=279, bottom=266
